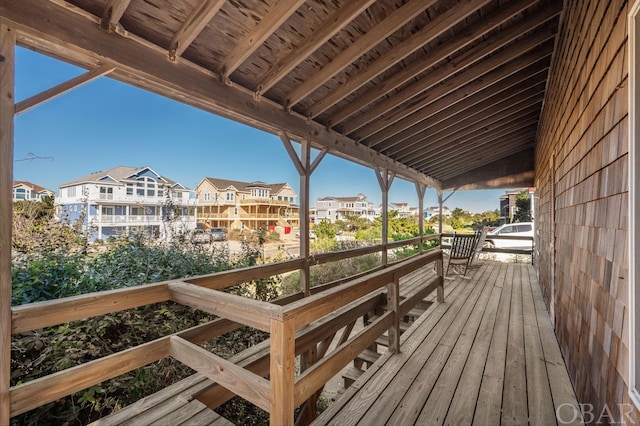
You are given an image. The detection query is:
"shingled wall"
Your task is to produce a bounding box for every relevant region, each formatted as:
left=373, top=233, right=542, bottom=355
left=534, top=0, right=638, bottom=421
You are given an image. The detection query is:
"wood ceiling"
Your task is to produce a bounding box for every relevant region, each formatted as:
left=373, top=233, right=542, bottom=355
left=0, top=0, right=562, bottom=190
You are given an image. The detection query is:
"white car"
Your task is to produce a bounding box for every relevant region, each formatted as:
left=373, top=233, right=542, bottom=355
left=485, top=222, right=534, bottom=248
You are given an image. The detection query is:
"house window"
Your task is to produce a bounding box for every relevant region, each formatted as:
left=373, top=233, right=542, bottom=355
left=234, top=207, right=238, bottom=215
left=630, top=0, right=640, bottom=409
left=226, top=192, right=235, bottom=201
left=204, top=192, right=210, bottom=201
left=126, top=184, right=133, bottom=195
left=99, top=186, right=113, bottom=200
left=67, top=187, right=77, bottom=197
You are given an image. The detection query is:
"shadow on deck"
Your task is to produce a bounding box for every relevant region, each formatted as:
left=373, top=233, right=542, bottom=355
left=315, top=261, right=583, bottom=425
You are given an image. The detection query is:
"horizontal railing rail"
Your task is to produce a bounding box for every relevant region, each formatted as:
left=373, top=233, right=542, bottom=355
left=9, top=241, right=444, bottom=424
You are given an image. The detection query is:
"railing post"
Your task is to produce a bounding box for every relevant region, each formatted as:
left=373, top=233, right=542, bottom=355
left=386, top=274, right=400, bottom=353
left=436, top=253, right=445, bottom=302
left=270, top=317, right=295, bottom=426
left=0, top=23, right=15, bottom=426
left=415, top=183, right=426, bottom=254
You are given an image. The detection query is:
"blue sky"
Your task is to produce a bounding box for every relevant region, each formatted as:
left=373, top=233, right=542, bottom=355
left=13, top=47, right=510, bottom=213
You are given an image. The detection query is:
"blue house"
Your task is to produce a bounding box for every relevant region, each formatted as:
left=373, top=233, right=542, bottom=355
left=57, top=166, right=196, bottom=241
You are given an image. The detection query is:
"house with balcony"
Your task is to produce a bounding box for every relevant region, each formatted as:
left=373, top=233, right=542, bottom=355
left=4, top=0, right=640, bottom=425
left=313, top=194, right=378, bottom=224
left=388, top=202, right=417, bottom=218
left=195, top=177, right=299, bottom=232
left=57, top=166, right=196, bottom=240
left=12, top=181, right=54, bottom=201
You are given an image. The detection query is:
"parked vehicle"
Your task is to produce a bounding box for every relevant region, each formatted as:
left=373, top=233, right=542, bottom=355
left=485, top=222, right=534, bottom=248
left=295, top=230, right=317, bottom=240
left=208, top=227, right=227, bottom=241
left=192, top=228, right=227, bottom=243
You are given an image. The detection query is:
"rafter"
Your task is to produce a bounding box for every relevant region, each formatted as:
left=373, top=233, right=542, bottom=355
left=424, top=133, right=535, bottom=179
left=285, top=0, right=438, bottom=109
left=168, top=0, right=226, bottom=61
left=349, top=34, right=555, bottom=143
left=100, top=0, right=131, bottom=32
left=326, top=0, right=558, bottom=127
left=220, top=0, right=306, bottom=79
left=255, top=0, right=375, bottom=96
left=403, top=103, right=543, bottom=168
left=390, top=83, right=547, bottom=161
left=412, top=117, right=540, bottom=171
left=304, top=0, right=492, bottom=119
left=15, top=63, right=115, bottom=115
left=431, top=136, right=536, bottom=180
left=0, top=0, right=440, bottom=189
left=375, top=66, right=549, bottom=153
left=344, top=21, right=558, bottom=139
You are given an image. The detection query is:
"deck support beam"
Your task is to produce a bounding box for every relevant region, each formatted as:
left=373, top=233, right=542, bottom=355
left=415, top=183, right=426, bottom=253
left=280, top=132, right=328, bottom=296
left=375, top=169, right=395, bottom=266
left=0, top=23, right=14, bottom=426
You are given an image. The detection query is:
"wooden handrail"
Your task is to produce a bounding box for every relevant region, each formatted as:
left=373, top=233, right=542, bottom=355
left=284, top=249, right=442, bottom=330
left=9, top=241, right=443, bottom=423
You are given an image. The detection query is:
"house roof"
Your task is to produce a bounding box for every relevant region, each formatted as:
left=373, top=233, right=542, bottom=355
left=59, top=166, right=186, bottom=189
left=3, top=0, right=561, bottom=190
left=13, top=181, right=54, bottom=194
left=200, top=177, right=292, bottom=195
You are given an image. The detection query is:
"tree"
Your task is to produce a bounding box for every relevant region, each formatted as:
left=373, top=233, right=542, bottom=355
left=514, top=190, right=532, bottom=222
left=314, top=219, right=337, bottom=239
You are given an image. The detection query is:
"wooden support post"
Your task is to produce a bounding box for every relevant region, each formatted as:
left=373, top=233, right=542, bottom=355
left=270, top=318, right=296, bottom=426
left=0, top=23, right=15, bottom=426
left=375, top=169, right=395, bottom=266
left=436, top=255, right=444, bottom=303
left=279, top=133, right=325, bottom=296
left=386, top=274, right=400, bottom=353
left=437, top=189, right=443, bottom=239
left=415, top=183, right=426, bottom=253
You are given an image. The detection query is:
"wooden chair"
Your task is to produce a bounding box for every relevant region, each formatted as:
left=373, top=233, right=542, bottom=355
left=446, top=233, right=478, bottom=276
left=469, top=226, right=489, bottom=267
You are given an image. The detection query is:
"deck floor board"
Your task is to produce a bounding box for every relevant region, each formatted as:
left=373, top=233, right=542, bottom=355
left=315, top=261, right=582, bottom=426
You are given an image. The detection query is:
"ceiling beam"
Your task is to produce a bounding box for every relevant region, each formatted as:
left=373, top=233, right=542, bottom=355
left=413, top=120, right=539, bottom=172
left=425, top=133, right=535, bottom=180
left=0, top=0, right=440, bottom=189
left=168, top=0, right=226, bottom=61
left=346, top=27, right=557, bottom=140
left=434, top=138, right=536, bottom=181
left=304, top=0, right=492, bottom=119
left=375, top=66, right=549, bottom=153
left=219, top=0, right=306, bottom=79
left=255, top=0, right=375, bottom=96
left=284, top=0, right=438, bottom=109
left=392, top=87, right=546, bottom=162
left=440, top=149, right=535, bottom=190
left=100, top=0, right=130, bottom=32
left=330, top=1, right=560, bottom=130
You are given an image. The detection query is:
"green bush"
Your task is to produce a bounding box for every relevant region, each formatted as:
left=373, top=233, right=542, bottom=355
left=10, top=230, right=276, bottom=425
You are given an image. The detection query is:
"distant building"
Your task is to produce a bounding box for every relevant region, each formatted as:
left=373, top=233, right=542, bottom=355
left=388, top=202, right=417, bottom=218
left=195, top=177, right=299, bottom=231
left=58, top=166, right=195, bottom=241
left=12, top=181, right=54, bottom=201
left=314, top=194, right=378, bottom=224
left=425, top=206, right=452, bottom=219
left=499, top=188, right=531, bottom=223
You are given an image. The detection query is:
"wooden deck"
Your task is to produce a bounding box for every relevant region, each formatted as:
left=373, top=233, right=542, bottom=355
left=315, top=261, right=583, bottom=426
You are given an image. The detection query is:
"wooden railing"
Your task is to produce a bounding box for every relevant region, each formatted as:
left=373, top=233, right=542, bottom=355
left=9, top=238, right=444, bottom=424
